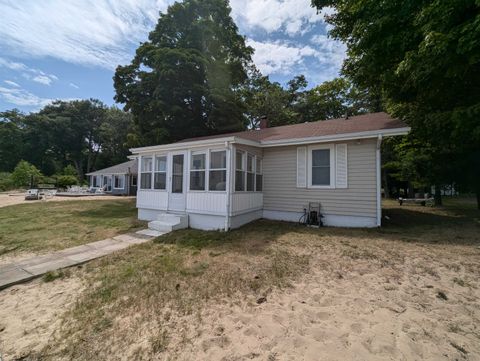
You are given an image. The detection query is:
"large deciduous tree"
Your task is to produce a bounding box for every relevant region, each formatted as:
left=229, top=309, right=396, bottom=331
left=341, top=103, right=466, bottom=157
left=114, top=0, right=253, bottom=146
left=312, top=0, right=480, bottom=207
left=39, top=99, right=108, bottom=180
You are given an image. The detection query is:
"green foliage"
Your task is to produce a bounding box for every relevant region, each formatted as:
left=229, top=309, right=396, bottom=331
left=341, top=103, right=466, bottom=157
left=0, top=110, right=25, bottom=172
left=62, top=165, right=78, bottom=177
left=0, top=172, right=13, bottom=191
left=301, top=78, right=382, bottom=122
left=10, top=160, right=43, bottom=188
left=114, top=0, right=253, bottom=145
left=56, top=175, right=78, bottom=188
left=312, top=0, right=480, bottom=206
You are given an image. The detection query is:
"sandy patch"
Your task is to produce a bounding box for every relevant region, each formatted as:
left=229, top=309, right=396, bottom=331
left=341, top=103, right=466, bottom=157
left=1, top=223, right=479, bottom=360
left=0, top=274, right=85, bottom=360
left=173, top=237, right=480, bottom=360
left=0, top=194, right=134, bottom=208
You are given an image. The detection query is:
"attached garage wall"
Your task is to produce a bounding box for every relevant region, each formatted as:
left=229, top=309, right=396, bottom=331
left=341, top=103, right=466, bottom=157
left=262, top=139, right=377, bottom=220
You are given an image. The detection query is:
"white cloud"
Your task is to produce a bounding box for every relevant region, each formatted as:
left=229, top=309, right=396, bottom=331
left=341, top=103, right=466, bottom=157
left=231, top=0, right=331, bottom=36
left=310, top=34, right=346, bottom=69
left=0, top=57, right=58, bottom=86
left=253, top=40, right=314, bottom=74
left=4, top=80, right=20, bottom=87
left=247, top=38, right=345, bottom=81
left=0, top=0, right=171, bottom=69
left=69, top=82, right=79, bottom=89
left=0, top=86, right=54, bottom=107
left=32, top=74, right=56, bottom=86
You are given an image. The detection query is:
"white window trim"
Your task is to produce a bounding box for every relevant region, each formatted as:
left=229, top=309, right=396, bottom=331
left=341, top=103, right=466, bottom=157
left=235, top=150, right=246, bottom=192
left=140, top=156, right=153, bottom=190
left=307, top=144, right=335, bottom=189
left=113, top=175, right=125, bottom=189
left=255, top=157, right=263, bottom=192
left=246, top=153, right=255, bottom=192
left=189, top=151, right=207, bottom=192
left=153, top=154, right=168, bottom=191
left=208, top=149, right=227, bottom=192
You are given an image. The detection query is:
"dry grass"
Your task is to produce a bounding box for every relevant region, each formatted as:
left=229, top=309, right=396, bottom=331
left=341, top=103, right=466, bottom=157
left=5, top=197, right=480, bottom=360
left=39, top=222, right=311, bottom=360
left=0, top=199, right=143, bottom=259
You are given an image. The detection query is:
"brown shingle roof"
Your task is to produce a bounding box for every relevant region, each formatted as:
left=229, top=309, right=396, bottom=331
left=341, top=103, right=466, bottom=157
left=178, top=112, right=407, bottom=144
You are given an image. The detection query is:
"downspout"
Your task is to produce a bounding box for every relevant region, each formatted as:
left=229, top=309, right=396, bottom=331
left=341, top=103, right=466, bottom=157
left=224, top=141, right=232, bottom=231
left=376, top=134, right=383, bottom=227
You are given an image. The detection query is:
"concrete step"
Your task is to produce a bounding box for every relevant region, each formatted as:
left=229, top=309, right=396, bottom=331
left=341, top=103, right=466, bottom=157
left=147, top=213, right=188, bottom=232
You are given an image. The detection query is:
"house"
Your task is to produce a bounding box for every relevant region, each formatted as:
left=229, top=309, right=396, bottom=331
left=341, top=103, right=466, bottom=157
left=129, top=112, right=409, bottom=231
left=86, top=159, right=138, bottom=196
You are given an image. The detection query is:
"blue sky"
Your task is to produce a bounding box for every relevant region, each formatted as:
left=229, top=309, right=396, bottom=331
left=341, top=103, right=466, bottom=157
left=0, top=0, right=346, bottom=113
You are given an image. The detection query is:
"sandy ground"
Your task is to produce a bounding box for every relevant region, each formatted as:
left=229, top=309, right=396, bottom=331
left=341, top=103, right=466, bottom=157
left=1, top=232, right=478, bottom=360
left=171, top=236, right=480, bottom=361
left=0, top=275, right=86, bottom=360
left=0, top=193, right=134, bottom=208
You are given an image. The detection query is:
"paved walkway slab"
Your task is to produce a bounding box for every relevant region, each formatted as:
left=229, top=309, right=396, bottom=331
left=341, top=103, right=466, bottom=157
left=0, top=230, right=163, bottom=290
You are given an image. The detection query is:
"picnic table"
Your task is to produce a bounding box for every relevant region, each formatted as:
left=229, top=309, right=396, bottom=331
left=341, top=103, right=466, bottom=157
left=398, top=197, right=434, bottom=207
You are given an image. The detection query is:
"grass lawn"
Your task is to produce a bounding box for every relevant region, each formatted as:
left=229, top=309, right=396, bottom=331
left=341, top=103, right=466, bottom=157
left=0, top=199, right=142, bottom=260
left=1, top=197, right=479, bottom=360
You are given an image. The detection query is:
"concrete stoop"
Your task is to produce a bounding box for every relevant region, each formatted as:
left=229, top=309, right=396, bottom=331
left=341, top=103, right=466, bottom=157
left=147, top=213, right=188, bottom=233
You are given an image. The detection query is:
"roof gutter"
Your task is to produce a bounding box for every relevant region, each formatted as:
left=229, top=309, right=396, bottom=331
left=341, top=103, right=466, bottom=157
left=260, top=127, right=410, bottom=147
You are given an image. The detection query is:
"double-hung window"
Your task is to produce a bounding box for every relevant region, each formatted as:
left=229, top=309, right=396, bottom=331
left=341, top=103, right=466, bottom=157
left=154, top=156, right=167, bottom=190
left=255, top=158, right=263, bottom=192
left=311, top=148, right=331, bottom=186
left=190, top=153, right=206, bottom=190
left=235, top=151, right=245, bottom=191
left=140, top=157, right=153, bottom=189
left=246, top=154, right=254, bottom=191
left=131, top=175, right=137, bottom=187
left=209, top=150, right=226, bottom=191
left=114, top=175, right=124, bottom=189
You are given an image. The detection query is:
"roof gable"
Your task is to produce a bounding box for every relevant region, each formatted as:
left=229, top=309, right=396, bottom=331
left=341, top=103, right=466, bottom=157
left=86, top=159, right=137, bottom=176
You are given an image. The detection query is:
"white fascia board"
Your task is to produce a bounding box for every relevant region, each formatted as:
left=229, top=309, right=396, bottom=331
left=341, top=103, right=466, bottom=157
left=130, top=136, right=238, bottom=154
left=232, top=137, right=262, bottom=147
left=260, top=127, right=411, bottom=147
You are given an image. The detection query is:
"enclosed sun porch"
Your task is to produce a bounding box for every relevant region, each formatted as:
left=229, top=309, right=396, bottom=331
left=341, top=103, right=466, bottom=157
left=132, top=138, right=264, bottom=231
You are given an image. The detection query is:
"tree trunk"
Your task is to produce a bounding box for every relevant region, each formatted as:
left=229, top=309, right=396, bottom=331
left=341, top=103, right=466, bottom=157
left=408, top=182, right=415, bottom=198
left=476, top=189, right=480, bottom=210
left=73, top=159, right=84, bottom=182
left=434, top=184, right=442, bottom=206
left=382, top=168, right=390, bottom=198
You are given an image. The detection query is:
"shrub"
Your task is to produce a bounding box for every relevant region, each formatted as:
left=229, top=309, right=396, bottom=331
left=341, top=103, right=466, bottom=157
left=10, top=160, right=43, bottom=188
left=56, top=175, right=78, bottom=188
left=62, top=164, right=78, bottom=177
left=0, top=172, right=13, bottom=191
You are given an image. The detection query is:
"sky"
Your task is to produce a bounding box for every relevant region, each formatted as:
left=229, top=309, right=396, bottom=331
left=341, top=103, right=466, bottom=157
left=0, top=0, right=346, bottom=113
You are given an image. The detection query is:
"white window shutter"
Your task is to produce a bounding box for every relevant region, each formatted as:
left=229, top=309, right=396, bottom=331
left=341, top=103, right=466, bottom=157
left=297, top=147, right=307, bottom=188
left=335, top=144, right=348, bottom=188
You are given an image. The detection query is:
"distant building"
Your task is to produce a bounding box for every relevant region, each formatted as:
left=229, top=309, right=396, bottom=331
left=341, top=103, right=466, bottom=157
left=86, top=159, right=137, bottom=196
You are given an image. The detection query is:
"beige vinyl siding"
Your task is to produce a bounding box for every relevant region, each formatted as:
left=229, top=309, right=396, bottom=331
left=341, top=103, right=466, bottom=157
left=263, top=139, right=377, bottom=218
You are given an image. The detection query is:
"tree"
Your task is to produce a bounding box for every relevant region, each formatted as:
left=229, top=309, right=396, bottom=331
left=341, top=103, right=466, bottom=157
left=312, top=0, right=480, bottom=207
left=39, top=99, right=108, bottom=181
left=301, top=78, right=376, bottom=122
left=114, top=0, right=253, bottom=146
left=242, top=69, right=297, bottom=128
left=0, top=110, right=26, bottom=172
left=96, top=107, right=135, bottom=168
left=10, top=160, right=43, bottom=188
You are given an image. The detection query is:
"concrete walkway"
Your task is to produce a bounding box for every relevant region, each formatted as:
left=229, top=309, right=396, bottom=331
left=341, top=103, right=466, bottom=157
left=0, top=229, right=163, bottom=290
